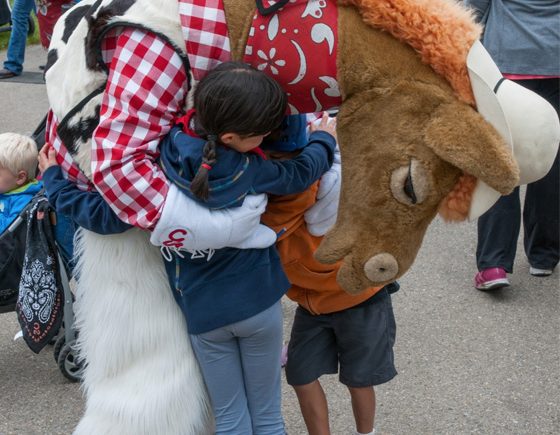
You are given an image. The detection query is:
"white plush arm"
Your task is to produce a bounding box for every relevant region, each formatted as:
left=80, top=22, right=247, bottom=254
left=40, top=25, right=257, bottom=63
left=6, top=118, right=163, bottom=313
left=304, top=145, right=341, bottom=236
left=150, top=184, right=277, bottom=251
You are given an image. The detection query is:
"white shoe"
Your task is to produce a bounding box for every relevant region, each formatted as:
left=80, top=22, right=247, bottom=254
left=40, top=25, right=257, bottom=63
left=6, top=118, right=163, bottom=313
left=529, top=267, right=553, bottom=277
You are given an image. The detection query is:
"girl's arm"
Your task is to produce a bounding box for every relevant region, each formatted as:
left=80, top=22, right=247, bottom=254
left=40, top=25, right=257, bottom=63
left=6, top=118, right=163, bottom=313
left=42, top=166, right=132, bottom=234
left=252, top=115, right=337, bottom=196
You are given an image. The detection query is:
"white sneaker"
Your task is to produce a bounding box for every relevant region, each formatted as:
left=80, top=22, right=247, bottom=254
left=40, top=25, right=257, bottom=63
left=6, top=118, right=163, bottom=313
left=529, top=267, right=553, bottom=277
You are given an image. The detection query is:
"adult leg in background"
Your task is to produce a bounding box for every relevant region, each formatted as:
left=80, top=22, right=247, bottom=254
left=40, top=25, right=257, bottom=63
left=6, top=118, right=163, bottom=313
left=2, top=0, right=35, bottom=76
left=476, top=188, right=521, bottom=273
left=520, top=79, right=560, bottom=272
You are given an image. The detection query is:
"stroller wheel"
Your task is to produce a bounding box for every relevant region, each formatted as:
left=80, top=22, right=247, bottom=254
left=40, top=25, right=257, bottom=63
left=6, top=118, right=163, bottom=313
left=57, top=340, right=85, bottom=383
left=53, top=334, right=66, bottom=363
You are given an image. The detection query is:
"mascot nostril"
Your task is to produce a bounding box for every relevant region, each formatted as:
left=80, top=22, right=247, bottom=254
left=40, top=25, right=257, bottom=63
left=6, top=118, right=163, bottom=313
left=364, top=253, right=399, bottom=283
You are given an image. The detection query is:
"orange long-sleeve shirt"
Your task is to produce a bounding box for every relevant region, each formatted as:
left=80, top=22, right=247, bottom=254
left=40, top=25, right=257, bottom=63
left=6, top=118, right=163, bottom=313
left=262, top=182, right=383, bottom=314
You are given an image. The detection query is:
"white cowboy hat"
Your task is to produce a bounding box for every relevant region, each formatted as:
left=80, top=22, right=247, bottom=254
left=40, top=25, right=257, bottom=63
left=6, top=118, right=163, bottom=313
left=466, top=40, right=560, bottom=220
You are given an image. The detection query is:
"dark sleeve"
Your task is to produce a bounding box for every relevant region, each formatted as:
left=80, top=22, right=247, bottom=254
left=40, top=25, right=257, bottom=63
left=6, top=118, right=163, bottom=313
left=251, top=130, right=336, bottom=196
left=42, top=166, right=133, bottom=234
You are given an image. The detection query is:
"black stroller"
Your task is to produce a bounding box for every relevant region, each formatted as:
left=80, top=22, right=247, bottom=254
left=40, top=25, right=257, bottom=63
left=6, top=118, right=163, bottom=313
left=0, top=0, right=35, bottom=35
left=0, top=117, right=84, bottom=383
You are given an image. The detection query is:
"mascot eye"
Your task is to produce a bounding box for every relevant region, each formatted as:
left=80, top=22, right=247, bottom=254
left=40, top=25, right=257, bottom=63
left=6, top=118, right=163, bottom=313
left=404, top=160, right=417, bottom=204
left=390, top=159, right=430, bottom=205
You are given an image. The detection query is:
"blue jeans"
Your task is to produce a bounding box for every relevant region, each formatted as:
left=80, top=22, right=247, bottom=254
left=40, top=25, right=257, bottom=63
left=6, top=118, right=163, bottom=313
left=190, top=301, right=285, bottom=435
left=3, top=0, right=35, bottom=74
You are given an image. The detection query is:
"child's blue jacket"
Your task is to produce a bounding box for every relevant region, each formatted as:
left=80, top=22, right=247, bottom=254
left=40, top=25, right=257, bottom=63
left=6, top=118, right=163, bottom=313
left=160, top=127, right=335, bottom=209
left=41, top=166, right=132, bottom=234
left=0, top=180, right=42, bottom=233
left=159, top=122, right=336, bottom=334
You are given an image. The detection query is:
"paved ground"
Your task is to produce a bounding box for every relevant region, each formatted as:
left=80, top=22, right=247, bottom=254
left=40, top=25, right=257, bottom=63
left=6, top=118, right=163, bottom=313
left=1, top=45, right=559, bottom=435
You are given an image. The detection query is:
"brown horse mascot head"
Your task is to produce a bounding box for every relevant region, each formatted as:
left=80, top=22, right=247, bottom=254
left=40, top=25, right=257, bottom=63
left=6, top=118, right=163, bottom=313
left=224, top=0, right=557, bottom=293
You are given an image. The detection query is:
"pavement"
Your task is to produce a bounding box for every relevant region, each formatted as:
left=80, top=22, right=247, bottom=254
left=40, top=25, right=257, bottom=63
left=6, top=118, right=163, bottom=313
left=1, top=45, right=559, bottom=435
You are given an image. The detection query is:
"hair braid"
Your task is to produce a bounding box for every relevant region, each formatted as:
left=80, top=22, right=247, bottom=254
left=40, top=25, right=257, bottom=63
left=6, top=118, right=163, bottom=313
left=190, top=136, right=218, bottom=201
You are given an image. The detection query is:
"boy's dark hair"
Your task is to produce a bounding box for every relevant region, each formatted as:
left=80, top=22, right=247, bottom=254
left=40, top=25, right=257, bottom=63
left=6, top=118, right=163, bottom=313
left=190, top=61, right=288, bottom=200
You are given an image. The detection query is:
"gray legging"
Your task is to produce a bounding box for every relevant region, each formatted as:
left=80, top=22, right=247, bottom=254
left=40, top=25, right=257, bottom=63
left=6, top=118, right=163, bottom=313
left=190, top=301, right=285, bottom=435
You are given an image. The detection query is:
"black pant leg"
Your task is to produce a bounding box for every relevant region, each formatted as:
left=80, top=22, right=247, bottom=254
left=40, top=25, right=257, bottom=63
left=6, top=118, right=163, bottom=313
left=520, top=79, right=560, bottom=270
left=476, top=187, right=521, bottom=273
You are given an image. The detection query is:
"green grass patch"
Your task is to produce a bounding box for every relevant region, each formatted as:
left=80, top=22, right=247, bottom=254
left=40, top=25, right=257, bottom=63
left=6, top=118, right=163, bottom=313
left=0, top=1, right=40, bottom=51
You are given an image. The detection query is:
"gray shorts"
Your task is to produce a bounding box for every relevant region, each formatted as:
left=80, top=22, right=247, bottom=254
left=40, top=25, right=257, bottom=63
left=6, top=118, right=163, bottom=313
left=285, top=287, right=397, bottom=388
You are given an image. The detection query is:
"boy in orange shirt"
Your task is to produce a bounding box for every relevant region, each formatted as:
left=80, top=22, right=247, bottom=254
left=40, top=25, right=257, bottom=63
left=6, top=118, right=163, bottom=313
left=261, top=115, right=399, bottom=435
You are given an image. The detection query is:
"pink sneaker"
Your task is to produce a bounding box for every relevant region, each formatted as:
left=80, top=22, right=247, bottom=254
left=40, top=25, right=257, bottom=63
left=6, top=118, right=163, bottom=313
left=474, top=267, right=510, bottom=291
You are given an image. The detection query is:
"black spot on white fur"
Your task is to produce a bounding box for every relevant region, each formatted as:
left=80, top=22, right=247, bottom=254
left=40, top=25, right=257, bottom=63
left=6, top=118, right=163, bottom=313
left=44, top=49, right=58, bottom=74
left=98, top=0, right=136, bottom=18
left=85, top=0, right=137, bottom=71
left=62, top=4, right=93, bottom=43
left=58, top=105, right=101, bottom=156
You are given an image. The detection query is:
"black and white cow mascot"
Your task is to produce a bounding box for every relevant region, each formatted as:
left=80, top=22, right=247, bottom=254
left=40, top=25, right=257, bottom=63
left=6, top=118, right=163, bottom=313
left=45, top=1, right=212, bottom=433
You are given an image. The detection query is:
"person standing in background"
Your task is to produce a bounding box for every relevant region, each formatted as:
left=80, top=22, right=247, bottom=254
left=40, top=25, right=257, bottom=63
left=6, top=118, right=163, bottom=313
left=465, top=0, right=560, bottom=290
left=35, top=0, right=78, bottom=49
left=0, top=0, right=35, bottom=79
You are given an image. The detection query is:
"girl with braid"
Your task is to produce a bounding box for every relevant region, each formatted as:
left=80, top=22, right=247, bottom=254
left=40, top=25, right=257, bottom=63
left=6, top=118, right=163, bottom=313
left=158, top=61, right=337, bottom=435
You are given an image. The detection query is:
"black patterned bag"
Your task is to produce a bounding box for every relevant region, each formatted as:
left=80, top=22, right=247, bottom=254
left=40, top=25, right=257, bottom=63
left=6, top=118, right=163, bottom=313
left=16, top=198, right=64, bottom=354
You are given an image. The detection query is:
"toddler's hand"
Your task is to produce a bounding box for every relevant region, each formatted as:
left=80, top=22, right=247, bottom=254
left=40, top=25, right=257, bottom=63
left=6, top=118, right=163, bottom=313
left=309, top=112, right=337, bottom=140
left=38, top=144, right=58, bottom=174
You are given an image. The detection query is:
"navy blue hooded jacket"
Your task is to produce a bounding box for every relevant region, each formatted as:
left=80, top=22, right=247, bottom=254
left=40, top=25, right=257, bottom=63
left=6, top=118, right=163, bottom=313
left=159, top=116, right=336, bottom=334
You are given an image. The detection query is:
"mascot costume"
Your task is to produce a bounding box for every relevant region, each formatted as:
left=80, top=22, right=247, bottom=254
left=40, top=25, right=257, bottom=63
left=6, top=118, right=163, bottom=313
left=43, top=0, right=559, bottom=433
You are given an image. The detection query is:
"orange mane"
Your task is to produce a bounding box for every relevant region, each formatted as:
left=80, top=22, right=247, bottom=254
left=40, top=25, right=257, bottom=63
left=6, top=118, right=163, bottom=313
left=340, top=0, right=481, bottom=105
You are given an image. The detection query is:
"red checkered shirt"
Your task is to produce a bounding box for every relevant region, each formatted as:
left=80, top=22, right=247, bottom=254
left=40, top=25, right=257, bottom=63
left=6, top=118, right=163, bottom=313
left=179, top=0, right=231, bottom=80
left=46, top=0, right=232, bottom=230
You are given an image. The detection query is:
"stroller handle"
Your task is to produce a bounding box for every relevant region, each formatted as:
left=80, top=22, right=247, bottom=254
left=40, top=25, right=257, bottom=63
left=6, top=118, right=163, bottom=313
left=5, top=189, right=47, bottom=234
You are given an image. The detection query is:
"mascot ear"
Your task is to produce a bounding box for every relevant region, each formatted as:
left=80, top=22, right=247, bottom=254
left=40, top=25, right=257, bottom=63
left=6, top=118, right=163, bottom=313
left=424, top=102, right=519, bottom=196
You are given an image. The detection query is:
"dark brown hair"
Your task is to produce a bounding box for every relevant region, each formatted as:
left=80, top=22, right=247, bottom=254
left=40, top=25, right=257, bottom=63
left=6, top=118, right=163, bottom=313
left=190, top=62, right=287, bottom=200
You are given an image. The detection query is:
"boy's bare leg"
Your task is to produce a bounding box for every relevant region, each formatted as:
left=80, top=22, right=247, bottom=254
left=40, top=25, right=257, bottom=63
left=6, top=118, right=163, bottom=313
left=293, top=380, right=330, bottom=435
left=348, top=386, right=376, bottom=434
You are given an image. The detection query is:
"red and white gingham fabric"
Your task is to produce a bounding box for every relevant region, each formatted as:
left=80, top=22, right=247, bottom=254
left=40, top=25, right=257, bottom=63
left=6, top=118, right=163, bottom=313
left=45, top=1, right=233, bottom=229
left=46, top=111, right=93, bottom=192
left=46, top=27, right=189, bottom=229
left=178, top=0, right=231, bottom=80
left=92, top=28, right=189, bottom=229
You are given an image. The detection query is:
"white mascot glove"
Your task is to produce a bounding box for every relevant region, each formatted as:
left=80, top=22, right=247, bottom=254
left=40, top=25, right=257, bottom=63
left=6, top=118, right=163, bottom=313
left=150, top=184, right=277, bottom=253
left=304, top=144, right=341, bottom=236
